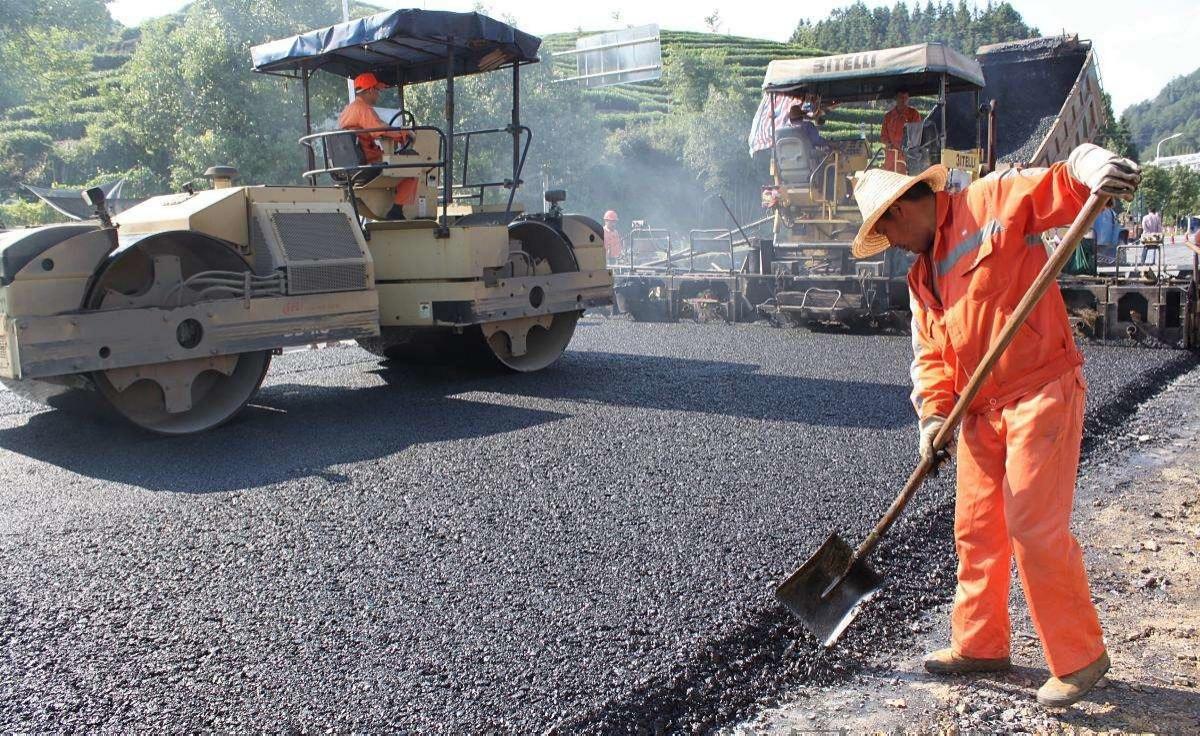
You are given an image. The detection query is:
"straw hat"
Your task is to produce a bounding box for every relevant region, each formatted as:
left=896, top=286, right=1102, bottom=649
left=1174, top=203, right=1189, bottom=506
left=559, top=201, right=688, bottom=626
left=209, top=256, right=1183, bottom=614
left=850, top=165, right=949, bottom=259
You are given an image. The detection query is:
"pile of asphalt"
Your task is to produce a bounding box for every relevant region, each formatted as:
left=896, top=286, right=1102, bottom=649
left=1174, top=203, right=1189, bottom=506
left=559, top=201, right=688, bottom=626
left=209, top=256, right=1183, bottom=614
left=0, top=320, right=1193, bottom=732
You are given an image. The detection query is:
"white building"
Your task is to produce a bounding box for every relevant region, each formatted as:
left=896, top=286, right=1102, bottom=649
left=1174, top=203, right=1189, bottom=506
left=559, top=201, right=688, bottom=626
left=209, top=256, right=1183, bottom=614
left=1152, top=151, right=1200, bottom=171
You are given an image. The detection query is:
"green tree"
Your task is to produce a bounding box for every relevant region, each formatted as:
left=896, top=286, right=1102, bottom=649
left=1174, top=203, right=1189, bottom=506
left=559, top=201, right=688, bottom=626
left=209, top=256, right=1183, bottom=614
left=1138, top=165, right=1171, bottom=213
left=1165, top=166, right=1200, bottom=223
left=1097, top=92, right=1137, bottom=161
left=111, top=0, right=352, bottom=191
left=664, top=47, right=731, bottom=112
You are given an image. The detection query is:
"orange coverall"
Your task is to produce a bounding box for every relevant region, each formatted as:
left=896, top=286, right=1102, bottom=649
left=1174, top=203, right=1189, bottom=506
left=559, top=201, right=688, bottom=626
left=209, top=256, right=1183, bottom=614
left=604, top=226, right=623, bottom=260
left=882, top=104, right=921, bottom=173
left=337, top=96, right=417, bottom=207
left=908, top=163, right=1105, bottom=677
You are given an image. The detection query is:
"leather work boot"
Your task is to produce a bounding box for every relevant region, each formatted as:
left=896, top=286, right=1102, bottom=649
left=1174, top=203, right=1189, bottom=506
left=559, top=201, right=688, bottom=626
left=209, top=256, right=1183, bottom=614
left=923, top=648, right=1011, bottom=675
left=1037, top=651, right=1110, bottom=708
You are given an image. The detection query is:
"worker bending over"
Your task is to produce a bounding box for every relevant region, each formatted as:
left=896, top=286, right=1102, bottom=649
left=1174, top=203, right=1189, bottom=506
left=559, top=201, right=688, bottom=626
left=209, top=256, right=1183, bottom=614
left=850, top=143, right=1140, bottom=707
left=338, top=72, right=417, bottom=220
left=881, top=89, right=921, bottom=173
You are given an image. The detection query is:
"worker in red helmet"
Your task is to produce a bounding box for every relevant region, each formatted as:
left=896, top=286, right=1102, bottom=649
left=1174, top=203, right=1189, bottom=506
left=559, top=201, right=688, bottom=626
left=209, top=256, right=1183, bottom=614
left=338, top=72, right=416, bottom=220
left=603, top=210, right=623, bottom=262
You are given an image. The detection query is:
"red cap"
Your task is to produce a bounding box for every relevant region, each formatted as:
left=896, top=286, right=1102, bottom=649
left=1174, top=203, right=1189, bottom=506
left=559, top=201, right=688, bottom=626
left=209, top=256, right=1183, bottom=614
left=353, top=72, right=388, bottom=92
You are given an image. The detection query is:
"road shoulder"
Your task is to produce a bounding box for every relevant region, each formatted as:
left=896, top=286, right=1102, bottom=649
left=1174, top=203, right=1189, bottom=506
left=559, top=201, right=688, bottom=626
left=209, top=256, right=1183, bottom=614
left=736, top=364, right=1200, bottom=734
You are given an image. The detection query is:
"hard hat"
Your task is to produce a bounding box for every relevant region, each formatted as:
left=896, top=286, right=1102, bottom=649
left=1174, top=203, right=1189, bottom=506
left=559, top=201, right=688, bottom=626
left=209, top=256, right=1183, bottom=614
left=353, top=72, right=388, bottom=92
left=603, top=210, right=618, bottom=221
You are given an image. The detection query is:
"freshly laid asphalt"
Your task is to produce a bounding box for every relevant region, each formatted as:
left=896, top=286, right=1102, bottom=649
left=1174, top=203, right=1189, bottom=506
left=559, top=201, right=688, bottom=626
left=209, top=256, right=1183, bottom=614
left=1, top=318, right=1194, bottom=732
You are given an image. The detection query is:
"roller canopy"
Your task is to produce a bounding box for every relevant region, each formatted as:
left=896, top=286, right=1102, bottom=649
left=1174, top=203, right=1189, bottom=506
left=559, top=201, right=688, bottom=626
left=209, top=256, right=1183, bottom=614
left=763, top=42, right=984, bottom=101
left=251, top=9, right=541, bottom=84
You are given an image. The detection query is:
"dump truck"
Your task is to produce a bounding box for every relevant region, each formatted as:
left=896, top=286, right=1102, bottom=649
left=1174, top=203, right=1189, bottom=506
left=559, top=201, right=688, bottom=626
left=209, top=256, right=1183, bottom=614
left=612, top=35, right=1197, bottom=347
left=0, top=9, right=614, bottom=434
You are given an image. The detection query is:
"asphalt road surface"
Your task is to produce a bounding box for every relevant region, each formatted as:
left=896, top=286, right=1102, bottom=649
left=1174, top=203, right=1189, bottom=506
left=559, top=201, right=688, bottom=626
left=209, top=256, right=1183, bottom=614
left=1, top=318, right=1194, bottom=732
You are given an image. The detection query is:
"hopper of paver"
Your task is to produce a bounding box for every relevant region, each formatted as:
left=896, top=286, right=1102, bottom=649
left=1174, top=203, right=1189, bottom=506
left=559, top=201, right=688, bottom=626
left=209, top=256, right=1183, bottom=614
left=947, top=35, right=1104, bottom=167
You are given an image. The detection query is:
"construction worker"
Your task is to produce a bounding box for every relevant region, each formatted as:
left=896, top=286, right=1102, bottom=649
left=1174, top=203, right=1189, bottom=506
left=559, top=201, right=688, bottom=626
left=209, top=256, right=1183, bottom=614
left=603, top=210, right=623, bottom=262
left=338, top=72, right=416, bottom=220
left=785, top=103, right=830, bottom=153
left=881, top=89, right=921, bottom=173
left=1137, top=207, right=1163, bottom=268
left=1092, top=201, right=1121, bottom=267
left=849, top=143, right=1141, bottom=707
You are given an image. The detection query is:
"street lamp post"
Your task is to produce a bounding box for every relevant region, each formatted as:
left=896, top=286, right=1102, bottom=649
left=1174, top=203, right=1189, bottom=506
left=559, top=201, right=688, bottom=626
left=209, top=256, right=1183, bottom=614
left=1155, top=132, right=1184, bottom=161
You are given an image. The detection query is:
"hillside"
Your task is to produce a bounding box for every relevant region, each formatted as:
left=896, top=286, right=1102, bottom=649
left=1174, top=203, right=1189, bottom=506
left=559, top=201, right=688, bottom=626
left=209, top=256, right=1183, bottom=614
left=1122, top=66, right=1200, bottom=160
left=543, top=30, right=887, bottom=139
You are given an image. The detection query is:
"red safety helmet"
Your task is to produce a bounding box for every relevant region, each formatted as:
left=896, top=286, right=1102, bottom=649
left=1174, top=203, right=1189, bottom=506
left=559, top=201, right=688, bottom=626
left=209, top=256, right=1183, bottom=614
left=603, top=210, right=618, bottom=221
left=353, top=72, right=388, bottom=93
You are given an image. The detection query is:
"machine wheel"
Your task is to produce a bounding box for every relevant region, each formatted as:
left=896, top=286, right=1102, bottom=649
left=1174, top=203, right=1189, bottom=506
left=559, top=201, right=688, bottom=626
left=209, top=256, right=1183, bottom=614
left=358, top=219, right=581, bottom=373
left=83, top=232, right=273, bottom=435
left=478, top=312, right=580, bottom=372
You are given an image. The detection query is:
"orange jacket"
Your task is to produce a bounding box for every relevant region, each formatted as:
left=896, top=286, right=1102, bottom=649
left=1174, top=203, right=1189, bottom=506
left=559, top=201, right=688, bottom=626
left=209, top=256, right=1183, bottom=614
left=882, top=104, right=921, bottom=150
left=908, top=163, right=1090, bottom=421
left=337, top=97, right=410, bottom=164
left=604, top=226, right=623, bottom=259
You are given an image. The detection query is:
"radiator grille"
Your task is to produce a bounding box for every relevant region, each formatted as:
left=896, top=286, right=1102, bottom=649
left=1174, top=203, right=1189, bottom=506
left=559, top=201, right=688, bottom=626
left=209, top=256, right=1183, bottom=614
left=270, top=212, right=362, bottom=262
left=288, top=263, right=369, bottom=295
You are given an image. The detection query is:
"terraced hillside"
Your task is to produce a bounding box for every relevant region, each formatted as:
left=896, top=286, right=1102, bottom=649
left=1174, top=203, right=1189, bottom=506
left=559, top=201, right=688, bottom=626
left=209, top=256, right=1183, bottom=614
left=543, top=30, right=889, bottom=141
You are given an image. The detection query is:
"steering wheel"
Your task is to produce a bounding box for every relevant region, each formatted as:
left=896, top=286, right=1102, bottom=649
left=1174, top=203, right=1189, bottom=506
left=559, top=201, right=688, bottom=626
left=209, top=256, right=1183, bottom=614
left=388, top=110, right=416, bottom=128
left=386, top=110, right=416, bottom=153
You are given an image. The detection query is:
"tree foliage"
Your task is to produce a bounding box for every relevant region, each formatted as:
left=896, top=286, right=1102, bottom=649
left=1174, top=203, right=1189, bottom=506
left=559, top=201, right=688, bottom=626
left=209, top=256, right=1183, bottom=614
left=790, top=1, right=1038, bottom=54
left=1121, top=66, right=1200, bottom=161
left=1137, top=165, right=1200, bottom=222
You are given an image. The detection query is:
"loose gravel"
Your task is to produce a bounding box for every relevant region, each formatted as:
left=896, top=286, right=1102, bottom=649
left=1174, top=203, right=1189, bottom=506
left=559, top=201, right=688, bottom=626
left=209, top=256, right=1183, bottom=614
left=0, top=319, right=1194, bottom=732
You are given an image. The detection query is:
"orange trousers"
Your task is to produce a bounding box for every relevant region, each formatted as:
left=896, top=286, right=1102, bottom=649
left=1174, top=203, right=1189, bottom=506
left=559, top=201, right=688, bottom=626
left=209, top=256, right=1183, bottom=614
left=951, top=367, right=1105, bottom=677
left=393, top=178, right=418, bottom=206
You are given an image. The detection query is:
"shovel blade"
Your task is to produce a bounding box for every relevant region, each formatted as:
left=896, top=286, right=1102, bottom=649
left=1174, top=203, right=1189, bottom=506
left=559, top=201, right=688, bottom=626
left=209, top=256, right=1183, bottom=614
left=775, top=532, right=884, bottom=647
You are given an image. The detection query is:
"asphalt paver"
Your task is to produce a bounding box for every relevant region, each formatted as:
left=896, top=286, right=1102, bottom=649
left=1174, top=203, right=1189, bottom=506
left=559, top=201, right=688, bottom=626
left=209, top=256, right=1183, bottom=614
left=0, top=318, right=1193, bottom=732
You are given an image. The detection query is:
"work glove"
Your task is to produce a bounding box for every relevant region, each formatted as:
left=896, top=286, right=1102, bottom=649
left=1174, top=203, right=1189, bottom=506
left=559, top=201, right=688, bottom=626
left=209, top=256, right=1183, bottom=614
left=919, top=415, right=955, bottom=472
left=1067, top=143, right=1141, bottom=201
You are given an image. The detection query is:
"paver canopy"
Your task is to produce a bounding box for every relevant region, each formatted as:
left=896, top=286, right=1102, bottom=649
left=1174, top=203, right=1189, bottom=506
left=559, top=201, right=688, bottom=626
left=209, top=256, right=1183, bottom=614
left=762, top=42, right=984, bottom=101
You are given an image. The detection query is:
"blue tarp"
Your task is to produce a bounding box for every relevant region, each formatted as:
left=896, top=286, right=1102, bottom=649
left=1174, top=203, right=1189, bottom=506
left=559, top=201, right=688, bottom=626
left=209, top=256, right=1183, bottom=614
left=251, top=9, right=541, bottom=85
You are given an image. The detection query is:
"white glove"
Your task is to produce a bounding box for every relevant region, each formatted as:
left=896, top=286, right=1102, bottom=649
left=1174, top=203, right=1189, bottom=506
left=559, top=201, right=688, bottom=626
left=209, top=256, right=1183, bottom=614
left=919, top=415, right=954, bottom=464
left=1067, top=143, right=1141, bottom=201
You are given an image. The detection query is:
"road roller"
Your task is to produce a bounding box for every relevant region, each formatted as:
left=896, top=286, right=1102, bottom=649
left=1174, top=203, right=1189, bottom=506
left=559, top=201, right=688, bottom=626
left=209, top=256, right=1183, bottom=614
left=0, top=9, right=613, bottom=434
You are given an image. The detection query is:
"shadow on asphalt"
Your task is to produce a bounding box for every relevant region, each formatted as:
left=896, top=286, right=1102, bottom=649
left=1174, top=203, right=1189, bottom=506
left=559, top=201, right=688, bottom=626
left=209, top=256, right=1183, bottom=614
left=0, top=381, right=568, bottom=494
left=0, top=350, right=908, bottom=493
left=374, top=350, right=912, bottom=431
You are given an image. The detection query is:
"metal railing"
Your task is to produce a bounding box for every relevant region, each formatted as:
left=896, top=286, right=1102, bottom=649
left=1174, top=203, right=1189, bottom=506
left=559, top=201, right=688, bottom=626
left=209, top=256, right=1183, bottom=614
left=299, top=126, right=447, bottom=183
left=451, top=125, right=532, bottom=212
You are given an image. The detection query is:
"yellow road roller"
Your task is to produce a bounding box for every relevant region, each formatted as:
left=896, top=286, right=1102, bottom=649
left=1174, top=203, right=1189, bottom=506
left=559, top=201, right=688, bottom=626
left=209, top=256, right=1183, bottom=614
left=0, top=9, right=613, bottom=434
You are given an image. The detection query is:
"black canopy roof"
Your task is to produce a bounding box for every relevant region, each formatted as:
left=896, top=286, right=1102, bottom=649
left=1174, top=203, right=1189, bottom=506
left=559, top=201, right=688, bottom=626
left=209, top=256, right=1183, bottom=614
left=250, top=9, right=541, bottom=85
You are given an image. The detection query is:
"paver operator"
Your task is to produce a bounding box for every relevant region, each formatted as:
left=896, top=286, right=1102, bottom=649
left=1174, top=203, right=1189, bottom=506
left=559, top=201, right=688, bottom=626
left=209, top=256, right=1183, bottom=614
left=338, top=72, right=417, bottom=220
left=849, top=143, right=1141, bottom=707
left=881, top=89, right=922, bottom=173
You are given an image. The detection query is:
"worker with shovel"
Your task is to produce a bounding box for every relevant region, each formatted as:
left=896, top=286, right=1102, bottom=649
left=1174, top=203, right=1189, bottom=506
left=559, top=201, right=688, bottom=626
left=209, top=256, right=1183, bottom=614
left=849, top=144, right=1140, bottom=707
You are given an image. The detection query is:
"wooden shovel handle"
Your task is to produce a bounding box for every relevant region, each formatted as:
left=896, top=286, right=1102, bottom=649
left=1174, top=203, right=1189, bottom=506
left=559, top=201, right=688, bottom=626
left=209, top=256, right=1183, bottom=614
left=851, top=192, right=1110, bottom=562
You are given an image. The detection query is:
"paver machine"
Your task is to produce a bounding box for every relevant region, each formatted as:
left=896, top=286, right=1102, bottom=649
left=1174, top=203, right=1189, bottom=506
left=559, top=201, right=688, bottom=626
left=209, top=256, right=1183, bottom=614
left=0, top=9, right=613, bottom=434
left=754, top=42, right=988, bottom=327
left=613, top=42, right=990, bottom=327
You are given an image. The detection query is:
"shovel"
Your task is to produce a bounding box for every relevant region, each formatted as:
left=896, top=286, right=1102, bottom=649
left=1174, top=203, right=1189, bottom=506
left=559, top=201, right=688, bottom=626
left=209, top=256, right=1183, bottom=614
left=776, top=192, right=1110, bottom=647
